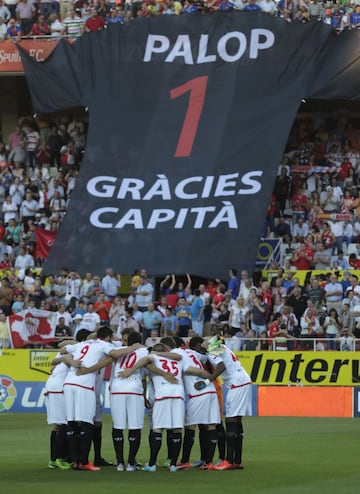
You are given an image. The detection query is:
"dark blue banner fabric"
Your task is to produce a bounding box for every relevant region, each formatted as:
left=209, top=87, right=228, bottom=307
left=20, top=12, right=360, bottom=278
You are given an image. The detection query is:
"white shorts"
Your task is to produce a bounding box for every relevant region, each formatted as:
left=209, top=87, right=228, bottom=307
left=111, top=393, right=145, bottom=430
left=64, top=384, right=96, bottom=424
left=45, top=391, right=67, bottom=425
left=185, top=391, right=220, bottom=426
left=225, top=384, right=252, bottom=418
left=152, top=397, right=185, bottom=430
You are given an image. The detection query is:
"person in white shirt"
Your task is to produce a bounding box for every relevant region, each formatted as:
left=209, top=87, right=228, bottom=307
left=292, top=217, right=309, bottom=242
left=135, top=276, right=154, bottom=311
left=64, top=270, right=81, bottom=302
left=101, top=268, right=121, bottom=299
left=49, top=12, right=63, bottom=37
left=82, top=303, right=101, bottom=332
left=259, top=0, right=276, bottom=13
left=329, top=220, right=345, bottom=255
left=14, top=246, right=34, bottom=270
left=0, top=16, right=7, bottom=39
left=336, top=327, right=355, bottom=351
left=2, top=195, right=18, bottom=225
left=9, top=177, right=25, bottom=208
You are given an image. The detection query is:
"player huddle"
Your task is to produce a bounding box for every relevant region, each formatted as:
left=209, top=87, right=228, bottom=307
left=44, top=327, right=252, bottom=472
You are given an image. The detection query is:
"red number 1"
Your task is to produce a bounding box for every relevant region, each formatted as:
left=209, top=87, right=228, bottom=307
left=170, top=76, right=208, bottom=158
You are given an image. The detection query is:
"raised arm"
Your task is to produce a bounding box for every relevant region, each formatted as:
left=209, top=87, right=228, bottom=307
left=186, top=273, right=192, bottom=289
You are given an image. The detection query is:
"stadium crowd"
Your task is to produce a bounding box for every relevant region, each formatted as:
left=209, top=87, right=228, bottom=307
left=1, top=0, right=360, bottom=40
left=1, top=109, right=360, bottom=351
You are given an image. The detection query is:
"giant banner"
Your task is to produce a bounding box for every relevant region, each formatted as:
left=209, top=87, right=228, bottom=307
left=20, top=13, right=360, bottom=277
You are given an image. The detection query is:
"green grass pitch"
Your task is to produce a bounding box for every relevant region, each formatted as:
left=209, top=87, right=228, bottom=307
left=0, top=414, right=358, bottom=494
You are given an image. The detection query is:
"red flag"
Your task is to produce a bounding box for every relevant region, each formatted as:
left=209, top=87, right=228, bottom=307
left=35, top=227, right=57, bottom=259
left=9, top=310, right=57, bottom=348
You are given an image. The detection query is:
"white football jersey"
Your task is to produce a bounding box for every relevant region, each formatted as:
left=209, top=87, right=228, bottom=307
left=151, top=354, right=184, bottom=400
left=64, top=338, right=114, bottom=389
left=110, top=347, right=149, bottom=394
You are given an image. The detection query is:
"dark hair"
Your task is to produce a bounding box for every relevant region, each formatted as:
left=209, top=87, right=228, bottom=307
left=152, top=343, right=166, bottom=352
left=173, top=336, right=186, bottom=348
left=97, top=325, right=113, bottom=340
left=121, top=327, right=135, bottom=337
left=128, top=331, right=142, bottom=346
left=76, top=329, right=91, bottom=342
left=189, top=336, right=204, bottom=350
left=160, top=336, right=176, bottom=349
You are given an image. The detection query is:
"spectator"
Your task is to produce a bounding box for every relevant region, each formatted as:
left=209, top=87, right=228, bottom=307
left=0, top=277, right=14, bottom=316
left=62, top=9, right=83, bottom=37
left=0, top=310, right=10, bottom=348
left=0, top=16, right=7, bottom=40
left=135, top=275, right=154, bottom=311
left=15, top=0, right=36, bottom=36
left=243, top=0, right=261, bottom=11
left=336, top=326, right=355, bottom=351
left=250, top=294, right=268, bottom=336
left=0, top=0, right=11, bottom=22
left=160, top=306, right=177, bottom=335
left=38, top=0, right=55, bottom=18
left=94, top=291, right=111, bottom=325
left=49, top=13, right=63, bottom=37
left=142, top=302, right=162, bottom=342
left=190, top=289, right=205, bottom=336
left=84, top=8, right=105, bottom=32
left=14, top=246, right=34, bottom=271
left=227, top=267, right=239, bottom=300
left=313, top=242, right=331, bottom=270
left=60, top=0, right=74, bottom=24
left=101, top=268, right=121, bottom=300
left=108, top=295, right=125, bottom=332
left=30, top=15, right=51, bottom=36
left=293, top=217, right=309, bottom=242
left=323, top=308, right=342, bottom=350
left=324, top=274, right=344, bottom=315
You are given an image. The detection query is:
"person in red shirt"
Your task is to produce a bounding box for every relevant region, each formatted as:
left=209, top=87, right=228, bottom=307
left=213, top=283, right=225, bottom=309
left=0, top=253, right=12, bottom=270
left=268, top=312, right=283, bottom=350
left=0, top=219, right=6, bottom=243
left=349, top=253, right=360, bottom=270
left=291, top=186, right=308, bottom=223
left=85, top=9, right=105, bottom=32
left=259, top=280, right=273, bottom=316
left=30, top=15, right=50, bottom=36
left=321, top=222, right=335, bottom=253
left=94, top=291, right=111, bottom=324
left=339, top=160, right=353, bottom=183
left=205, top=279, right=218, bottom=299
left=291, top=241, right=314, bottom=270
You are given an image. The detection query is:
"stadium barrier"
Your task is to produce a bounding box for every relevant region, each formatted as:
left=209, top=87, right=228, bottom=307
left=0, top=349, right=359, bottom=416
left=258, top=387, right=353, bottom=417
